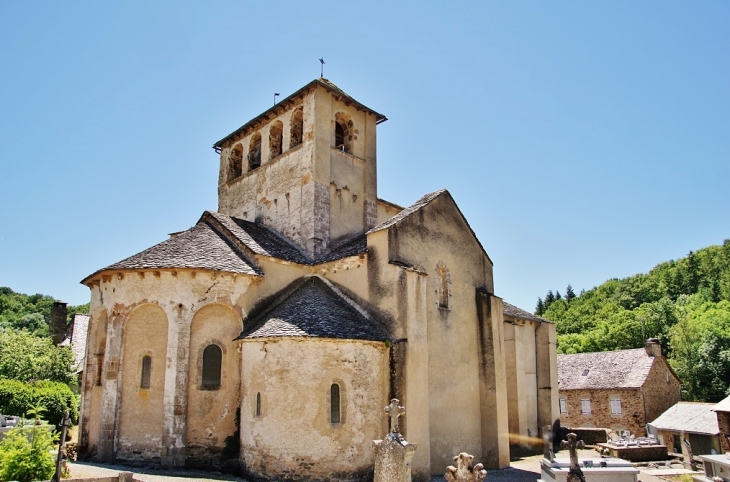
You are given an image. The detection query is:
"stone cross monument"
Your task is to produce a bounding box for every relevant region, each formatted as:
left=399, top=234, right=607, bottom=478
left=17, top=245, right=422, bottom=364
left=444, top=452, right=487, bottom=482
left=560, top=433, right=586, bottom=482
left=373, top=398, right=417, bottom=482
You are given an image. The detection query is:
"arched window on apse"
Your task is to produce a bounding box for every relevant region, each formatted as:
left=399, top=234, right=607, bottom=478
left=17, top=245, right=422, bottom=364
left=437, top=263, right=450, bottom=309
left=229, top=144, right=243, bottom=181
left=290, top=107, right=303, bottom=148
left=202, top=344, right=222, bottom=388
left=269, top=121, right=283, bottom=159
left=248, top=132, right=262, bottom=170
left=140, top=355, right=152, bottom=389
left=330, top=383, right=341, bottom=423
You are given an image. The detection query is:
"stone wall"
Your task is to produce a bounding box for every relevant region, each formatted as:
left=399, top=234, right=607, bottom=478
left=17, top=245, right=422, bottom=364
left=239, top=338, right=389, bottom=481
left=640, top=356, right=682, bottom=424
left=717, top=411, right=730, bottom=453
left=559, top=389, right=646, bottom=435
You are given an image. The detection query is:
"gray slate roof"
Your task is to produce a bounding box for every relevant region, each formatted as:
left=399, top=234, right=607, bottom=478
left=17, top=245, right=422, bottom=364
left=59, top=313, right=90, bottom=374
left=503, top=301, right=552, bottom=323
left=94, top=221, right=261, bottom=276
left=238, top=276, right=390, bottom=342
left=649, top=402, right=720, bottom=435
left=713, top=395, right=730, bottom=413
left=368, top=190, right=446, bottom=234
left=558, top=348, right=654, bottom=390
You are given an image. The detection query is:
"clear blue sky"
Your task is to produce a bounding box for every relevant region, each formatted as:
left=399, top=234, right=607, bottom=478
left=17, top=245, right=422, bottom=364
left=1, top=2, right=728, bottom=313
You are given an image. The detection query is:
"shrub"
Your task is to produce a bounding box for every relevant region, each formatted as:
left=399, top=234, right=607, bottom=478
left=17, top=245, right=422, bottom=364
left=0, top=379, right=78, bottom=425
left=0, top=409, right=56, bottom=482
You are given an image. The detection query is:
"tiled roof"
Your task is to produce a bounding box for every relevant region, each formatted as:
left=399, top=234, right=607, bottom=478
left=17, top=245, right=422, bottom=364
left=238, top=276, right=390, bottom=342
left=213, top=78, right=386, bottom=149
left=315, top=233, right=367, bottom=263
left=713, top=395, right=730, bottom=413
left=204, top=211, right=311, bottom=264
left=503, top=301, right=551, bottom=323
left=91, top=221, right=261, bottom=277
left=558, top=348, right=654, bottom=390
left=59, top=313, right=90, bottom=374
left=649, top=402, right=720, bottom=435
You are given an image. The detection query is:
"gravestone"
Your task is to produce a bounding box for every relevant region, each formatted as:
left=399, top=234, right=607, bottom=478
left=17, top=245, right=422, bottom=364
left=444, top=452, right=487, bottom=482
left=373, top=399, right=417, bottom=482
left=560, top=433, right=586, bottom=482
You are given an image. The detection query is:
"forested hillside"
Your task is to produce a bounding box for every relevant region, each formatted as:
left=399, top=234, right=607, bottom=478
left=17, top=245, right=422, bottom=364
left=536, top=240, right=730, bottom=402
left=0, top=287, right=88, bottom=423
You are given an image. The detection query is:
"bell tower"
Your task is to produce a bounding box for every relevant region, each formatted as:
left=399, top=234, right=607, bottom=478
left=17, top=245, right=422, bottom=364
left=213, top=79, right=387, bottom=257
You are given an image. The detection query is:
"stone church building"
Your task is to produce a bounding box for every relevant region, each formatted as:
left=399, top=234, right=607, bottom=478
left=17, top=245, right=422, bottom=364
left=79, top=78, right=558, bottom=481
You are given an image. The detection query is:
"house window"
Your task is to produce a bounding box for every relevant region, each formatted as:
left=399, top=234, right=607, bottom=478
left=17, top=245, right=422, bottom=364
left=610, top=398, right=622, bottom=415
left=202, top=344, right=222, bottom=388
left=140, top=355, right=151, bottom=389
left=581, top=399, right=591, bottom=414
left=559, top=398, right=567, bottom=415
left=330, top=383, right=341, bottom=423
left=255, top=392, right=261, bottom=417
left=248, top=132, right=262, bottom=170
left=290, top=107, right=303, bottom=148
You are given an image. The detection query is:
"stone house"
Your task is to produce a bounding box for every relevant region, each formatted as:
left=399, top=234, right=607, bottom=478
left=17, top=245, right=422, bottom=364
left=649, top=402, right=722, bottom=456
left=713, top=395, right=730, bottom=454
left=557, top=339, right=681, bottom=436
left=78, top=77, right=559, bottom=481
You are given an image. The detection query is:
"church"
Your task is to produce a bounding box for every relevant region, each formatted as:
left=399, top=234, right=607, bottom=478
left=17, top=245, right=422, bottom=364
left=78, top=77, right=559, bottom=481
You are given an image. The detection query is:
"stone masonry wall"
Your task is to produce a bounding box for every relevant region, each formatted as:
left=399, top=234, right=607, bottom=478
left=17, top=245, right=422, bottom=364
left=717, top=411, right=730, bottom=453
left=559, top=389, right=646, bottom=435
left=640, top=356, right=682, bottom=424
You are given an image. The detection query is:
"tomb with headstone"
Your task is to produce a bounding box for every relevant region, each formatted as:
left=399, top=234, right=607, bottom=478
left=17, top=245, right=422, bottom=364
left=373, top=399, right=417, bottom=482
left=539, top=432, right=640, bottom=482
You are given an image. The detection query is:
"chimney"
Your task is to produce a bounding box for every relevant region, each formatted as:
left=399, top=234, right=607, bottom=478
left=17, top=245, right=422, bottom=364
left=645, top=338, right=661, bottom=358
left=50, top=302, right=68, bottom=345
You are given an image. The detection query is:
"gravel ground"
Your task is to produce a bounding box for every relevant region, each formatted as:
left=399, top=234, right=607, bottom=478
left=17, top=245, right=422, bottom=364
left=69, top=448, right=701, bottom=482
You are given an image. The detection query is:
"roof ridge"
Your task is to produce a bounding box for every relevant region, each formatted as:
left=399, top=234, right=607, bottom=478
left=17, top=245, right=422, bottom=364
left=367, top=189, right=447, bottom=234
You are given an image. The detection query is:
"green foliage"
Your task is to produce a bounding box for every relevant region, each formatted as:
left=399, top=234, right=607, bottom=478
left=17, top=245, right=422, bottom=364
left=539, top=240, right=730, bottom=402
left=0, top=329, right=76, bottom=384
left=0, top=409, right=57, bottom=482
left=0, top=379, right=78, bottom=425
left=0, top=286, right=89, bottom=337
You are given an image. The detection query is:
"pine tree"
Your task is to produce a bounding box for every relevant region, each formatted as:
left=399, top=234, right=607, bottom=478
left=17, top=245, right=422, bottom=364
left=544, top=290, right=555, bottom=310
left=535, top=298, right=545, bottom=316
left=555, top=291, right=562, bottom=301
left=566, top=284, right=576, bottom=302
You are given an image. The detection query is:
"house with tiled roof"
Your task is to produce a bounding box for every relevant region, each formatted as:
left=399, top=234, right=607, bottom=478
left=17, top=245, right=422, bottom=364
left=648, top=402, right=722, bottom=456
left=77, top=77, right=558, bottom=481
left=557, top=339, right=681, bottom=436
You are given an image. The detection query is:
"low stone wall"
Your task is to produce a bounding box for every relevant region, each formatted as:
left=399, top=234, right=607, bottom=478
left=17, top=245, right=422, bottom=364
left=68, top=472, right=141, bottom=482
left=597, top=443, right=668, bottom=462
left=556, top=427, right=608, bottom=446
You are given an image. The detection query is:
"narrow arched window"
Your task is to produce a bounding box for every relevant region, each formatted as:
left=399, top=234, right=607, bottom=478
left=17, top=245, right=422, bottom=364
left=290, top=108, right=303, bottom=148
left=202, top=344, right=222, bottom=388
left=335, top=123, right=345, bottom=151
left=330, top=383, right=341, bottom=423
left=255, top=392, right=261, bottom=417
left=229, top=144, right=243, bottom=181
left=438, top=266, right=449, bottom=308
left=140, top=355, right=151, bottom=389
left=248, top=132, right=262, bottom=170
left=269, top=121, right=283, bottom=159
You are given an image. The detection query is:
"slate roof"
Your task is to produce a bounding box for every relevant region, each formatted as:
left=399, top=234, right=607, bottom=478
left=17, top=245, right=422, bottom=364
left=87, top=221, right=261, bottom=279
left=649, top=402, right=720, bottom=435
left=557, top=348, right=655, bottom=390
left=503, top=302, right=552, bottom=323
left=213, top=78, right=387, bottom=149
left=368, top=190, right=446, bottom=234
left=238, top=276, right=390, bottom=342
left=204, top=211, right=311, bottom=264
left=713, top=395, right=730, bottom=413
left=59, top=313, right=89, bottom=374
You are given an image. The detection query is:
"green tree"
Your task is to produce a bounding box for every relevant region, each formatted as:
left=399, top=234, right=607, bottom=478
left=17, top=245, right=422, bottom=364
left=535, top=298, right=545, bottom=316
left=565, top=284, right=576, bottom=302
left=0, top=329, right=75, bottom=384
left=0, top=407, right=56, bottom=482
